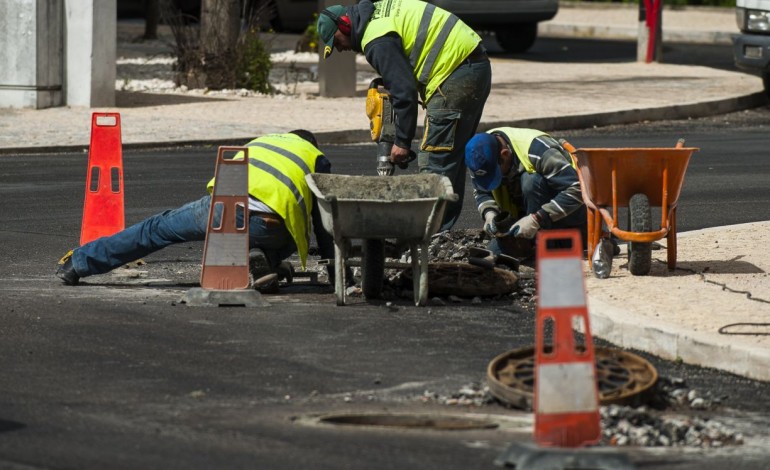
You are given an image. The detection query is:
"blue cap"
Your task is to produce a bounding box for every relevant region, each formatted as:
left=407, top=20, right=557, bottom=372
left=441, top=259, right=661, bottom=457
left=465, top=133, right=501, bottom=191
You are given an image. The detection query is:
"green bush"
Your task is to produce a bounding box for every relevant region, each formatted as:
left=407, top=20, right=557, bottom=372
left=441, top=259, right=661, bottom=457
left=236, top=28, right=273, bottom=94
left=295, top=13, right=319, bottom=53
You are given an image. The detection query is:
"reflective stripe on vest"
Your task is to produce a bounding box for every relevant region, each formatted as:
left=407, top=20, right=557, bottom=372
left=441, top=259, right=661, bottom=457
left=408, top=4, right=434, bottom=70
left=361, top=0, right=480, bottom=101
left=206, top=134, right=318, bottom=266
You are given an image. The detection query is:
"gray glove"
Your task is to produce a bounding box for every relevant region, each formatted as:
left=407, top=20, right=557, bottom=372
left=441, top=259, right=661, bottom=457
left=483, top=210, right=499, bottom=237
left=507, top=214, right=541, bottom=239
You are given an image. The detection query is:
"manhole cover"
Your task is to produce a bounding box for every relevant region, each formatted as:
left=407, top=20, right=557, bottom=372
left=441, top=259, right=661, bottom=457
left=318, top=413, right=499, bottom=431
left=487, top=346, right=658, bottom=410
left=401, top=262, right=518, bottom=297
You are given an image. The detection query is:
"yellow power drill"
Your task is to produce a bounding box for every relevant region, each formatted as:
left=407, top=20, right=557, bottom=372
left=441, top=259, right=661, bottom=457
left=366, top=78, right=415, bottom=176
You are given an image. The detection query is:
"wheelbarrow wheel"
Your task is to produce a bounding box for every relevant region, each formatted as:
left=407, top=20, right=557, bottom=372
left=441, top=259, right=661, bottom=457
left=628, top=193, right=652, bottom=275
left=362, top=239, right=385, bottom=299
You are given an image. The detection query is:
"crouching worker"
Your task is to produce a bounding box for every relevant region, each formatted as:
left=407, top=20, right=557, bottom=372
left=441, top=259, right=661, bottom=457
left=465, top=128, right=587, bottom=259
left=56, top=130, right=341, bottom=292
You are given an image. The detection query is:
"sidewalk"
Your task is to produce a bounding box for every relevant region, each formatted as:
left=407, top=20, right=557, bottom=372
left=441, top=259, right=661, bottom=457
left=543, top=2, right=737, bottom=44
left=3, top=4, right=769, bottom=381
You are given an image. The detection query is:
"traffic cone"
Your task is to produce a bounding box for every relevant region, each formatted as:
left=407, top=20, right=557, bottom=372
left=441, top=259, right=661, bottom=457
left=534, top=229, right=601, bottom=448
left=80, top=113, right=124, bottom=245
left=200, top=147, right=250, bottom=290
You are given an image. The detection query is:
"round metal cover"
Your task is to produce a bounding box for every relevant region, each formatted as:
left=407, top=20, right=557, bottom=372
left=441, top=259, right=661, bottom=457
left=318, top=413, right=499, bottom=430
left=487, top=346, right=659, bottom=410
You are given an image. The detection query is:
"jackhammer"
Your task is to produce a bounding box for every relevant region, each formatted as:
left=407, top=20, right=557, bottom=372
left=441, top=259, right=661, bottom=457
left=358, top=78, right=417, bottom=298
left=366, top=78, right=416, bottom=176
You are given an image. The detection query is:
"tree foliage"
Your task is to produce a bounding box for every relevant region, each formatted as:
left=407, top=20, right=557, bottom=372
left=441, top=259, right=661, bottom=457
left=161, top=0, right=273, bottom=93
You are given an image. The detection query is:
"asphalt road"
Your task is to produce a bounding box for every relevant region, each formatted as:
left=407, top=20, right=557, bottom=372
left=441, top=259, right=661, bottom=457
left=1, top=108, right=769, bottom=469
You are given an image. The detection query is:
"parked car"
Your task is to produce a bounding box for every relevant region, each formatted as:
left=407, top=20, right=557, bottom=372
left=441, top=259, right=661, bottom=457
left=268, top=0, right=559, bottom=53
left=118, top=0, right=558, bottom=52
left=431, top=0, right=558, bottom=53
left=734, top=0, right=770, bottom=96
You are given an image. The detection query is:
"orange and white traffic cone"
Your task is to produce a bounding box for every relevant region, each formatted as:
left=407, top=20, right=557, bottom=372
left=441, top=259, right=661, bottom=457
left=200, top=147, right=250, bottom=290
left=80, top=113, right=124, bottom=245
left=533, top=229, right=601, bottom=448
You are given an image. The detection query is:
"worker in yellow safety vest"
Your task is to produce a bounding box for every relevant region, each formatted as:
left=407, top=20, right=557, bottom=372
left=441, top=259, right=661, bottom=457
left=56, top=130, right=340, bottom=293
left=317, top=0, right=491, bottom=232
left=465, top=128, right=588, bottom=259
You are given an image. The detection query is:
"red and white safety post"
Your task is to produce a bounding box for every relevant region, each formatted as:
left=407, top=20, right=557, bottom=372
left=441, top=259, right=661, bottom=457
left=534, top=229, right=601, bottom=448
left=200, top=147, right=250, bottom=290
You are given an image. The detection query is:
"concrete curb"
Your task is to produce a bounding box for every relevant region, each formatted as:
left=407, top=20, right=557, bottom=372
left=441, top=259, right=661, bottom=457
left=540, top=24, right=736, bottom=46
left=477, top=92, right=769, bottom=134
left=587, top=221, right=770, bottom=382
left=2, top=92, right=765, bottom=156
left=588, top=296, right=770, bottom=382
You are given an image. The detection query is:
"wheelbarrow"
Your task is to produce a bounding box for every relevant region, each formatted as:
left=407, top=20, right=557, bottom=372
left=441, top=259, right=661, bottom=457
left=306, top=173, right=458, bottom=306
left=561, top=140, right=698, bottom=276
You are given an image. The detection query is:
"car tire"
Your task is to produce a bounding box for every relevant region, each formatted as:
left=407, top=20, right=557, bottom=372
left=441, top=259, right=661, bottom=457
left=495, top=23, right=538, bottom=53
left=762, top=70, right=770, bottom=98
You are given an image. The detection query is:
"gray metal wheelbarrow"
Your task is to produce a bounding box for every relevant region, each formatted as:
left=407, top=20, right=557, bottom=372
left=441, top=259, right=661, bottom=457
left=306, top=173, right=458, bottom=306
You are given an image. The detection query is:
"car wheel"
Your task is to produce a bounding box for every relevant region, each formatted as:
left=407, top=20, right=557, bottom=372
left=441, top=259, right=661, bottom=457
left=762, top=70, right=770, bottom=98
left=495, top=23, right=538, bottom=53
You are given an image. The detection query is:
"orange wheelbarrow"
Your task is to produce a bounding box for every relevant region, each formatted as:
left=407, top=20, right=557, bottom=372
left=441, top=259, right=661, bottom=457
left=561, top=139, right=698, bottom=276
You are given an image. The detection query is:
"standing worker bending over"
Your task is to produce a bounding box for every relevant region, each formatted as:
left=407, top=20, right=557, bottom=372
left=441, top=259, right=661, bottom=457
left=317, top=0, right=491, bottom=231
left=465, top=128, right=587, bottom=258
left=56, top=130, right=337, bottom=292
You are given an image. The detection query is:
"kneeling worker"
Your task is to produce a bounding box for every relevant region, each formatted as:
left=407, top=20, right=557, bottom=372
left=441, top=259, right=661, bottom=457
left=465, top=128, right=587, bottom=257
left=56, top=130, right=338, bottom=292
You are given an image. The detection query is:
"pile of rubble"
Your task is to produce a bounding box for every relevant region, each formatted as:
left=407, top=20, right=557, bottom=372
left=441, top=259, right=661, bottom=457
left=418, top=376, right=743, bottom=448
left=331, top=229, right=535, bottom=304
left=600, top=404, right=743, bottom=448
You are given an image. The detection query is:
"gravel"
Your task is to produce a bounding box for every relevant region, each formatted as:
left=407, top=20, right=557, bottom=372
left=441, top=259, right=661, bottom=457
left=417, top=375, right=745, bottom=449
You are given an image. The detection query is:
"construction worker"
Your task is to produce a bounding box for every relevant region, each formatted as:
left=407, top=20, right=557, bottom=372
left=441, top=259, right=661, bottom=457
left=464, top=128, right=587, bottom=258
left=56, top=130, right=340, bottom=292
left=316, top=0, right=491, bottom=232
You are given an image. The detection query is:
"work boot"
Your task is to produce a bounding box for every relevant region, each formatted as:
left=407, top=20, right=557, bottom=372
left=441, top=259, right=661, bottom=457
left=249, top=248, right=278, bottom=294
left=275, top=261, right=294, bottom=284
left=56, top=251, right=80, bottom=286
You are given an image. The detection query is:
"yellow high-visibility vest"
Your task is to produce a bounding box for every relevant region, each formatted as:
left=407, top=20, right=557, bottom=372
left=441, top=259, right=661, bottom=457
left=487, top=127, right=547, bottom=218
left=207, top=133, right=320, bottom=266
left=361, top=0, right=480, bottom=102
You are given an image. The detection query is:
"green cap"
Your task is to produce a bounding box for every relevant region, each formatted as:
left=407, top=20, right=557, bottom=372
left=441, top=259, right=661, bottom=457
left=317, top=5, right=347, bottom=59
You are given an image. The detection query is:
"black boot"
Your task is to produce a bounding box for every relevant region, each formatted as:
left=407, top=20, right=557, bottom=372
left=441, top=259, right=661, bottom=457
left=249, top=248, right=278, bottom=293
left=56, top=258, right=80, bottom=286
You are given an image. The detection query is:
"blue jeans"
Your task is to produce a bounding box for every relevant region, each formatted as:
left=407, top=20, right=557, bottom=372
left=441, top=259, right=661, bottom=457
left=418, top=58, right=492, bottom=232
left=488, top=173, right=587, bottom=256
left=71, top=195, right=296, bottom=278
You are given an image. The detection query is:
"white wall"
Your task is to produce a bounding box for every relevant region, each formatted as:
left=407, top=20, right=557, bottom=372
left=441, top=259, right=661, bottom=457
left=65, top=0, right=116, bottom=107
left=0, top=1, right=64, bottom=108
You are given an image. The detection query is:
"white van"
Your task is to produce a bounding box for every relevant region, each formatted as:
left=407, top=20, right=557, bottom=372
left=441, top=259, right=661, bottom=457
left=734, top=0, right=770, bottom=94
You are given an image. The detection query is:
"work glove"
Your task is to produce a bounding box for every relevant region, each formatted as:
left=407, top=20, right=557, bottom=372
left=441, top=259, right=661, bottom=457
left=507, top=214, right=541, bottom=239
left=483, top=210, right=500, bottom=237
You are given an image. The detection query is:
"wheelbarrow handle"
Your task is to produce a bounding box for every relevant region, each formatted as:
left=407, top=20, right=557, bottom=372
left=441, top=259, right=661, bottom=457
left=559, top=138, right=577, bottom=154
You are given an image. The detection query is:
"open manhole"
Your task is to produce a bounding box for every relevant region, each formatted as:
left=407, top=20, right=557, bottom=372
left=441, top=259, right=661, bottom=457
left=401, top=262, right=518, bottom=297
left=487, top=346, right=658, bottom=410
left=318, top=413, right=499, bottom=431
